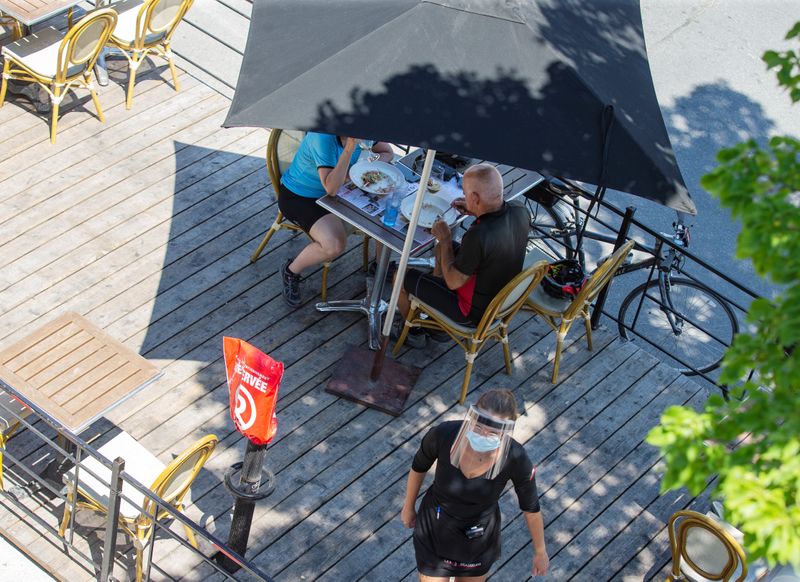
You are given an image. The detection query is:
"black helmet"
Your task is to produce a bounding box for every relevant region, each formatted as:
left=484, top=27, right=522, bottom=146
left=542, top=260, right=587, bottom=300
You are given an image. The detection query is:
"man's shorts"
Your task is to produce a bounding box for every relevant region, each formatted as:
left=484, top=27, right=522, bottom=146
left=403, top=268, right=475, bottom=326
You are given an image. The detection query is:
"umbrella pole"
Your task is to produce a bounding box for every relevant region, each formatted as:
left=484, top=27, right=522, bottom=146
left=325, top=150, right=436, bottom=415
left=370, top=149, right=437, bottom=381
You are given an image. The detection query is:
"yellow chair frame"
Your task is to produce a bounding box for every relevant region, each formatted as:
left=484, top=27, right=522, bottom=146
left=523, top=239, right=635, bottom=383
left=0, top=11, right=23, bottom=42
left=0, top=9, right=117, bottom=143
left=251, top=129, right=371, bottom=302
left=108, top=0, right=194, bottom=110
left=393, top=260, right=550, bottom=404
left=59, top=434, right=218, bottom=582
left=666, top=510, right=748, bottom=582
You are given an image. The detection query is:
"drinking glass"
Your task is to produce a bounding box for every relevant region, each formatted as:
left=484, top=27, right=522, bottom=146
left=359, top=139, right=379, bottom=162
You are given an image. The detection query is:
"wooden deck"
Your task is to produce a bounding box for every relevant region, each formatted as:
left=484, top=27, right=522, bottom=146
left=0, top=55, right=716, bottom=581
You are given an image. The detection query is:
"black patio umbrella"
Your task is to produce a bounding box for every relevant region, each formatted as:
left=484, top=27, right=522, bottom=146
left=225, top=0, right=695, bottom=215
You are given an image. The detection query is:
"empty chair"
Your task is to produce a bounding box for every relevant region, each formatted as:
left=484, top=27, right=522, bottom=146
left=107, top=0, right=193, bottom=109
left=0, top=9, right=117, bottom=143
left=0, top=12, right=22, bottom=42
left=60, top=431, right=218, bottom=582
left=667, top=509, right=749, bottom=581
left=0, top=395, right=30, bottom=490
left=523, top=239, right=635, bottom=383
left=252, top=128, right=371, bottom=302
left=393, top=260, right=549, bottom=404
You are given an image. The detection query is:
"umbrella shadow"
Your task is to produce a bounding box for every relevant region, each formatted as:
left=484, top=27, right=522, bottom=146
left=313, top=61, right=608, bottom=176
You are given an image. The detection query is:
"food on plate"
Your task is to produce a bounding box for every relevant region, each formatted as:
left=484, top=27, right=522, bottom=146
left=427, top=179, right=441, bottom=193
left=362, top=170, right=390, bottom=186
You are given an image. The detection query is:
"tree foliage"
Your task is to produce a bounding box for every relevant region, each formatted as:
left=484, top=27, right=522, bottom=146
left=646, top=23, right=800, bottom=569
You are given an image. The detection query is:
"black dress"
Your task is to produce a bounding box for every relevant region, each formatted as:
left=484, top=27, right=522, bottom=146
left=411, top=421, right=540, bottom=578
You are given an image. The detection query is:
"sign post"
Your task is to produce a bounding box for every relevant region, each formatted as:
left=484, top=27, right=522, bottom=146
left=215, top=337, right=283, bottom=573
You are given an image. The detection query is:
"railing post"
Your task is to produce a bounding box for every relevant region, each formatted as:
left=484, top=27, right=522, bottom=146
left=591, top=205, right=636, bottom=330
left=100, top=457, right=125, bottom=582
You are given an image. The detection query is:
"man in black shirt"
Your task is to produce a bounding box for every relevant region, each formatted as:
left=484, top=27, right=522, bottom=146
left=396, top=164, right=530, bottom=344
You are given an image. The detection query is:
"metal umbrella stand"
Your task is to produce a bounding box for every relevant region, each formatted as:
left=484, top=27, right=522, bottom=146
left=325, top=150, right=437, bottom=415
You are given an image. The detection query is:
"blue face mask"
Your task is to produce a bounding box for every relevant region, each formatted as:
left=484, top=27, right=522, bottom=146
left=466, top=430, right=501, bottom=453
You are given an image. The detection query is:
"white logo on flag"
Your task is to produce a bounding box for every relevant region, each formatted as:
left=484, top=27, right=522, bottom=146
left=234, top=385, right=257, bottom=430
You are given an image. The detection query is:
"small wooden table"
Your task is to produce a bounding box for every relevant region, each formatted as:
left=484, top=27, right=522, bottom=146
left=0, top=0, right=83, bottom=30
left=0, top=312, right=160, bottom=435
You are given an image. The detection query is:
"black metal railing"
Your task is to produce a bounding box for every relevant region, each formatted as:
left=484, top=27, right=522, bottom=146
left=524, top=182, right=761, bottom=392
left=0, top=379, right=274, bottom=582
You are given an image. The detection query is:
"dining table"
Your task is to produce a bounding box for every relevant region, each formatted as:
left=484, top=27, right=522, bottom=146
left=0, top=312, right=161, bottom=483
left=315, top=149, right=544, bottom=350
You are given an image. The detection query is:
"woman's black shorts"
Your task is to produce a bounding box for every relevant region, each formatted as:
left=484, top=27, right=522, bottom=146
left=277, top=182, right=330, bottom=233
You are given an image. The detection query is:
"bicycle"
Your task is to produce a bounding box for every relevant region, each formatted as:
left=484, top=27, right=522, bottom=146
left=524, top=177, right=739, bottom=376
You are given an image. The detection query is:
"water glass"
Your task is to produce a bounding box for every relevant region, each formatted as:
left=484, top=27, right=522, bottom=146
left=383, top=190, right=402, bottom=228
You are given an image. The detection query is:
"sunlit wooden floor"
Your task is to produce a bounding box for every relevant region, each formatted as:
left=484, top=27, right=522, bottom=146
left=0, top=54, right=714, bottom=581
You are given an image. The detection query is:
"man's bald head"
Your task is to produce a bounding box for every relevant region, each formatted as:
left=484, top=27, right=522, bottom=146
left=463, top=164, right=504, bottom=215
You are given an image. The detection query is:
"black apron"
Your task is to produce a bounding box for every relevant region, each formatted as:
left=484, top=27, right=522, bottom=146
left=413, top=489, right=501, bottom=576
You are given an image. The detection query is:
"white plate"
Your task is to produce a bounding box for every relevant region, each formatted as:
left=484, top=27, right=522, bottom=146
left=349, top=160, right=404, bottom=195
left=401, top=194, right=457, bottom=229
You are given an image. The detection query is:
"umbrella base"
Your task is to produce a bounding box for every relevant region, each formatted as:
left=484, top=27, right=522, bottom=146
left=325, top=346, right=421, bottom=416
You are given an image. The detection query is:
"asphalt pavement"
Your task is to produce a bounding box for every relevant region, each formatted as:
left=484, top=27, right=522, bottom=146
left=620, top=0, right=800, bottom=300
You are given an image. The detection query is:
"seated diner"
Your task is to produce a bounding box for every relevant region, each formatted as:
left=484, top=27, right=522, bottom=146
left=395, top=163, right=530, bottom=346
left=278, top=133, right=392, bottom=306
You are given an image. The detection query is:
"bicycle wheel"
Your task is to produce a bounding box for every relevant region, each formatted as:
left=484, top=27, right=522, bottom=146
left=617, top=277, right=738, bottom=375
left=525, top=198, right=574, bottom=259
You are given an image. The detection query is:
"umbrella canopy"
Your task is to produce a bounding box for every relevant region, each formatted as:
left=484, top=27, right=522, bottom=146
left=225, top=0, right=695, bottom=214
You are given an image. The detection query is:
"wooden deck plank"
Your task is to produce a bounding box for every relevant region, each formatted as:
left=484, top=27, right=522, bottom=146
left=0, top=85, right=218, bottom=269
left=492, top=372, right=703, bottom=580
left=0, top=123, right=261, bottom=341
left=0, top=131, right=266, bottom=332
left=0, top=72, right=204, bottom=211
left=192, top=330, right=620, bottom=582
left=0, top=59, right=719, bottom=582
left=353, top=335, right=640, bottom=582
left=297, top=336, right=639, bottom=581
left=0, top=65, right=195, bottom=174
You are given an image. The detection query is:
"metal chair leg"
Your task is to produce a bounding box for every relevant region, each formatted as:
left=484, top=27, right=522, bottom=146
left=551, top=330, right=566, bottom=383
left=320, top=263, right=330, bottom=302
left=460, top=346, right=478, bottom=405
left=87, top=73, right=105, bottom=122
left=250, top=222, right=281, bottom=262
left=125, top=57, right=139, bottom=109
left=501, top=330, right=513, bottom=375
left=0, top=61, right=9, bottom=107
left=50, top=85, right=60, bottom=144
left=392, top=306, right=418, bottom=355
left=584, top=314, right=593, bottom=351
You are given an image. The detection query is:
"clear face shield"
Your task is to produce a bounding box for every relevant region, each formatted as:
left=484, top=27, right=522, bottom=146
left=450, top=405, right=516, bottom=480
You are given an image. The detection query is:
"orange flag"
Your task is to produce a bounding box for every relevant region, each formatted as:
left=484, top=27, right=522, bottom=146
left=223, top=337, right=283, bottom=445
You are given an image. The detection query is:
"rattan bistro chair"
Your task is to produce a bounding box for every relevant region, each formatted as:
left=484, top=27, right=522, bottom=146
left=59, top=431, right=218, bottom=582
left=107, top=0, right=193, bottom=110
left=251, top=129, right=371, bottom=302
left=0, top=395, right=30, bottom=490
left=666, top=510, right=749, bottom=582
left=394, top=260, right=549, bottom=404
left=0, top=12, right=22, bottom=42
left=0, top=9, right=117, bottom=144
left=523, top=240, right=635, bottom=383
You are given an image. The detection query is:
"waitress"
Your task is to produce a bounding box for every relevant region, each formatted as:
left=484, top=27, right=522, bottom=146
left=401, top=389, right=549, bottom=580
left=278, top=133, right=392, bottom=307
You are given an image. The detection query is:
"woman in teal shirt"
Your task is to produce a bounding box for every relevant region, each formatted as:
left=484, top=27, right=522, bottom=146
left=279, top=133, right=392, bottom=307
